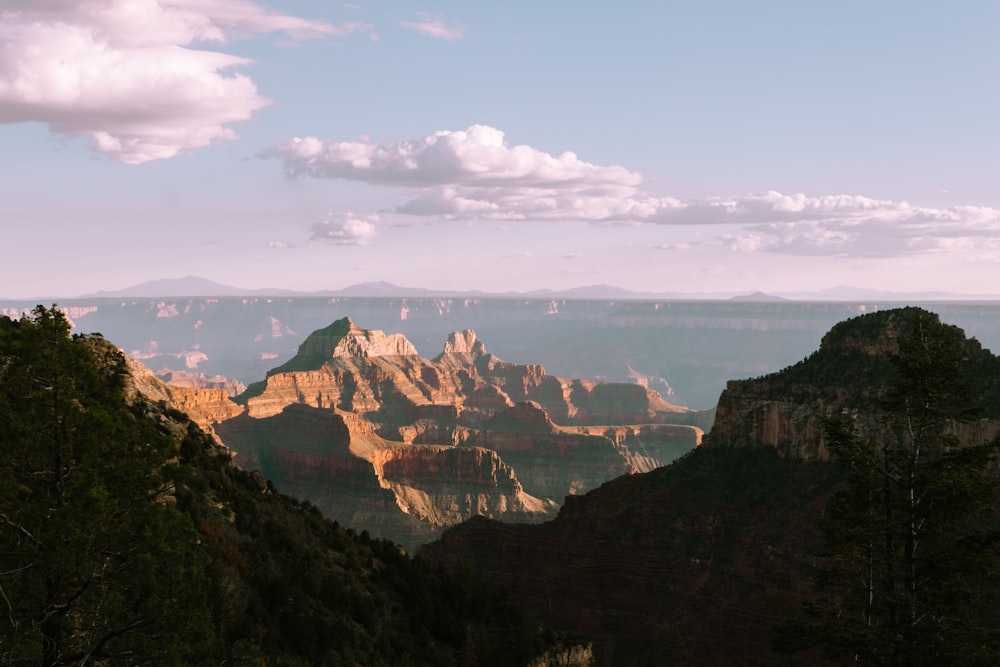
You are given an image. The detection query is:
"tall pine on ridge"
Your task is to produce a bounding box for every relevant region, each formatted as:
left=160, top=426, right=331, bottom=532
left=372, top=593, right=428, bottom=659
left=776, top=309, right=1000, bottom=665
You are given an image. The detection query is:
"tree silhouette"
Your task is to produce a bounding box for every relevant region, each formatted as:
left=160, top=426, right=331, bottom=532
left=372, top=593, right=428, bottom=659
left=0, top=306, right=214, bottom=666
left=776, top=309, right=1000, bottom=665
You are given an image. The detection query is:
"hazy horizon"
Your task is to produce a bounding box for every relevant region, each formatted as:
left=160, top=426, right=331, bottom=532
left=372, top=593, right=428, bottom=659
left=4, top=274, right=1000, bottom=304
left=2, top=2, right=999, bottom=298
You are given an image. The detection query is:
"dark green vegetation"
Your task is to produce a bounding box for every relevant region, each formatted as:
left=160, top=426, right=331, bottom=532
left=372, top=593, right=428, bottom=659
left=0, top=307, right=564, bottom=666
left=737, top=306, right=1000, bottom=407
left=423, top=307, right=1000, bottom=666
left=775, top=309, right=1000, bottom=665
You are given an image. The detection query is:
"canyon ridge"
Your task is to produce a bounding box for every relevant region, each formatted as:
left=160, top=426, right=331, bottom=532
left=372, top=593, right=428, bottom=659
left=150, top=317, right=712, bottom=549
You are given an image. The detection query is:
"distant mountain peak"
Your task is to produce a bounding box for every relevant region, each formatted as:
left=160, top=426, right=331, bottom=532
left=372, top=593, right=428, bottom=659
left=728, top=291, right=787, bottom=302
left=81, top=276, right=250, bottom=298
left=70, top=277, right=1000, bottom=302
left=264, top=317, right=419, bottom=376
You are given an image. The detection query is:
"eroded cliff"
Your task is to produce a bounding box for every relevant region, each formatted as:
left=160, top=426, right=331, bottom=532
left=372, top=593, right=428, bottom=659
left=707, top=307, right=1000, bottom=460
left=186, top=317, right=706, bottom=548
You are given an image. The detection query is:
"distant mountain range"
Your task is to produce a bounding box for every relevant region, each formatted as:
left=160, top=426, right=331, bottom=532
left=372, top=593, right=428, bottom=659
left=32, top=275, right=1000, bottom=302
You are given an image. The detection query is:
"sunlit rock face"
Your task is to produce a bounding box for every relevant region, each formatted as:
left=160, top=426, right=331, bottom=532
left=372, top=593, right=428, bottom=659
left=243, top=317, right=701, bottom=423
left=168, top=387, right=245, bottom=432
left=298, top=317, right=419, bottom=360
left=154, top=369, right=247, bottom=396
left=89, top=339, right=246, bottom=434
left=175, top=317, right=707, bottom=548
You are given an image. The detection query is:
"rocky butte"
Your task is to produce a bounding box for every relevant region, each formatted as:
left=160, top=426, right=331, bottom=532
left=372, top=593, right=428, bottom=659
left=170, top=317, right=708, bottom=550
left=421, top=307, right=1000, bottom=665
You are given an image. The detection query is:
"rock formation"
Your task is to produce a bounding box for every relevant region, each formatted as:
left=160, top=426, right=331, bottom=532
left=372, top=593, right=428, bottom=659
left=154, top=369, right=247, bottom=396
left=707, top=307, right=1000, bottom=460
left=167, top=317, right=706, bottom=549
left=420, top=307, right=1000, bottom=664
left=242, top=317, right=698, bottom=424
left=97, top=342, right=246, bottom=434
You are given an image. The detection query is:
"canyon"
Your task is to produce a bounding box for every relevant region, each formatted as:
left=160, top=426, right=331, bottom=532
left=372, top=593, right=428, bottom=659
left=13, top=299, right=1000, bottom=664
left=150, top=317, right=706, bottom=549
left=8, top=296, right=1000, bottom=411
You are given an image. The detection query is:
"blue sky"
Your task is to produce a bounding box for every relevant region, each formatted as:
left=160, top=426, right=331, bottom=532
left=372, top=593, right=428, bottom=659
left=2, top=1, right=999, bottom=297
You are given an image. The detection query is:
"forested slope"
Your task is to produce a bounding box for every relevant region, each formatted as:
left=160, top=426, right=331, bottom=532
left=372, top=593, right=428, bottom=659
left=0, top=307, right=574, bottom=666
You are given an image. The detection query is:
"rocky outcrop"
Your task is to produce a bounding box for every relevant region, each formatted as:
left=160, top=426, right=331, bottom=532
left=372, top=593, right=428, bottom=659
left=283, top=316, right=418, bottom=365
left=219, top=404, right=557, bottom=550
left=83, top=338, right=246, bottom=434
left=471, top=403, right=629, bottom=499
left=371, top=445, right=557, bottom=528
left=168, top=387, right=245, bottom=432
left=469, top=403, right=703, bottom=499
left=437, top=328, right=487, bottom=359
left=707, top=307, right=1000, bottom=460
left=576, top=423, right=704, bottom=473
left=242, top=317, right=698, bottom=426
left=155, top=369, right=247, bottom=396
left=218, top=405, right=438, bottom=548
left=204, top=318, right=708, bottom=547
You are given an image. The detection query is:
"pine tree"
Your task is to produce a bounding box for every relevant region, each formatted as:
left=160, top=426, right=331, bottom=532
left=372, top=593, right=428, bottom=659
left=776, top=309, right=1000, bottom=665
left=0, top=306, right=214, bottom=666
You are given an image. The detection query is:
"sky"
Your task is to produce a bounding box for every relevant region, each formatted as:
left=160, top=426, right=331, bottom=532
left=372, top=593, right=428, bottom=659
left=2, top=0, right=1000, bottom=298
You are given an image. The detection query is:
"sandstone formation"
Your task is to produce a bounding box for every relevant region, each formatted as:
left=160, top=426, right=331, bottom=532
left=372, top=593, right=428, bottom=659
left=177, top=317, right=706, bottom=548
left=242, top=317, right=697, bottom=424
left=98, top=342, right=247, bottom=434
left=167, top=387, right=245, bottom=432
left=154, top=369, right=247, bottom=396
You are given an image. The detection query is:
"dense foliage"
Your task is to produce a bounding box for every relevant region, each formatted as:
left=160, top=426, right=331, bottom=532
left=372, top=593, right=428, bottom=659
left=0, top=307, right=564, bottom=666
left=738, top=306, right=1000, bottom=409
left=775, top=309, right=1000, bottom=665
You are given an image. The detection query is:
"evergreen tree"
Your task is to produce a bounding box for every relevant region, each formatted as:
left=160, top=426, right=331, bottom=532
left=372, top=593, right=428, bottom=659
left=0, top=306, right=566, bottom=666
left=0, top=306, right=214, bottom=666
left=776, top=309, right=1000, bottom=665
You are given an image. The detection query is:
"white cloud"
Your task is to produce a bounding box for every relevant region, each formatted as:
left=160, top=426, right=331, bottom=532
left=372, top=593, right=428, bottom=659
left=401, top=14, right=464, bottom=40
left=709, top=197, right=1000, bottom=257
left=266, top=124, right=1000, bottom=259
left=0, top=0, right=368, bottom=163
left=266, top=124, right=645, bottom=220
left=269, top=125, right=641, bottom=188
left=311, top=213, right=378, bottom=245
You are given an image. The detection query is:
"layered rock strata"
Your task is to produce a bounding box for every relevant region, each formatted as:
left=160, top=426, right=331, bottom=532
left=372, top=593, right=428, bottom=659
left=708, top=307, right=1000, bottom=460
left=177, top=318, right=705, bottom=548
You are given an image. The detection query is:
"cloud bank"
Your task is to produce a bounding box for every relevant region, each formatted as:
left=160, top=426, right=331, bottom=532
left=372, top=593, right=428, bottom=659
left=0, top=0, right=366, bottom=164
left=267, top=125, right=1000, bottom=258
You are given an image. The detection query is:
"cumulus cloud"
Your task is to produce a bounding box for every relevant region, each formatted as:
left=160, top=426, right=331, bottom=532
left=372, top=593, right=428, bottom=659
left=0, top=0, right=369, bottom=163
left=265, top=124, right=1000, bottom=258
left=268, top=125, right=640, bottom=188
left=703, top=196, right=1000, bottom=257
left=265, top=124, right=645, bottom=220
left=401, top=14, right=464, bottom=40
left=311, top=213, right=378, bottom=245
